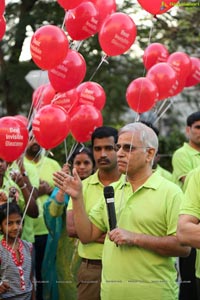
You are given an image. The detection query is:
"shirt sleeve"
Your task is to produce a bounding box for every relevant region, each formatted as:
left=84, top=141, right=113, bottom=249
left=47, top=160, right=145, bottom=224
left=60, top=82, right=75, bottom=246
left=180, top=169, right=200, bottom=219
left=89, top=196, right=108, bottom=232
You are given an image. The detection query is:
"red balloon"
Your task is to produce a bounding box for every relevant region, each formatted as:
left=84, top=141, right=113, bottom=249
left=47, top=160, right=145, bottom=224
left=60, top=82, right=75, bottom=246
left=126, top=77, right=158, bottom=113
left=156, top=0, right=179, bottom=14
left=0, top=15, right=6, bottom=41
left=30, top=25, right=69, bottom=70
left=0, top=117, right=29, bottom=162
left=137, top=0, right=178, bottom=15
left=98, top=12, right=137, bottom=56
left=185, top=57, right=200, bottom=87
left=32, top=104, right=70, bottom=150
left=143, top=43, right=169, bottom=70
left=32, top=83, right=56, bottom=110
left=167, top=52, right=191, bottom=84
left=70, top=105, right=103, bottom=142
left=89, top=0, right=116, bottom=31
left=57, top=0, right=84, bottom=10
left=52, top=89, right=79, bottom=115
left=76, top=81, right=106, bottom=110
left=48, top=49, right=86, bottom=93
left=0, top=0, right=5, bottom=15
left=14, top=115, right=29, bottom=127
left=65, top=2, right=99, bottom=41
left=171, top=79, right=186, bottom=97
left=147, top=62, right=178, bottom=100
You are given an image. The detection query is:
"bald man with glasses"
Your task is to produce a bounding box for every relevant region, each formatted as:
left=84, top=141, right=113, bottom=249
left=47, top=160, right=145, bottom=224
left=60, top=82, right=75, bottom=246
left=54, top=122, right=190, bottom=300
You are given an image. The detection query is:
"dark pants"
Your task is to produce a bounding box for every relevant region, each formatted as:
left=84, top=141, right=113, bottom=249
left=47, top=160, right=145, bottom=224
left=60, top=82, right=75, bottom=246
left=179, top=248, right=198, bottom=300
left=34, top=234, right=48, bottom=300
left=196, top=277, right=200, bottom=300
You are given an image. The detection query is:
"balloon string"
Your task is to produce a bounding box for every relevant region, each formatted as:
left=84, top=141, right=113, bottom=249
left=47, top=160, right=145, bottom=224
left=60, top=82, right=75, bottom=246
left=142, top=15, right=156, bottom=78
left=66, top=142, right=79, bottom=163
left=154, top=98, right=174, bottom=124
left=156, top=98, right=170, bottom=116
left=89, top=54, right=108, bottom=81
left=26, top=70, right=49, bottom=134
left=69, top=39, right=84, bottom=51
left=64, top=139, right=68, bottom=162
left=135, top=113, right=141, bottom=122
left=61, top=10, right=68, bottom=31
left=135, top=16, right=156, bottom=114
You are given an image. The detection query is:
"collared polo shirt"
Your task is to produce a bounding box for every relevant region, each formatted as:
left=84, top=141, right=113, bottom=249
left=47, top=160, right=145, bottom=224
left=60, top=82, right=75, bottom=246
left=89, top=171, right=183, bottom=300
left=172, top=142, right=200, bottom=188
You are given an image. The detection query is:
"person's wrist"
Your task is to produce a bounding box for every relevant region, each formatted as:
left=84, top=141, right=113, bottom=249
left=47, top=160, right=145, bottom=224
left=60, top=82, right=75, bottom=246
left=55, top=190, right=65, bottom=203
left=20, top=183, right=27, bottom=190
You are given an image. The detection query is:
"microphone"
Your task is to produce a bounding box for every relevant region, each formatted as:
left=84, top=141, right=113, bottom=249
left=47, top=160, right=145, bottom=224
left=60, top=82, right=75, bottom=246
left=104, top=186, right=117, bottom=231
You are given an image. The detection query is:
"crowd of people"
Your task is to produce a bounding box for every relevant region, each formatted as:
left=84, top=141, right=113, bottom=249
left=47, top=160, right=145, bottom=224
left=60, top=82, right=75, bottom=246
left=1, top=114, right=200, bottom=300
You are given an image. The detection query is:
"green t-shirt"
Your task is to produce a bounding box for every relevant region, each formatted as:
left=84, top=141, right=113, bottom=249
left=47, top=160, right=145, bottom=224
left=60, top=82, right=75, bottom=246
left=89, top=172, right=182, bottom=300
left=24, top=155, right=61, bottom=236
left=155, top=164, right=173, bottom=181
left=172, top=142, right=200, bottom=188
left=68, top=171, right=124, bottom=259
left=21, top=161, right=39, bottom=242
left=179, top=165, right=200, bottom=278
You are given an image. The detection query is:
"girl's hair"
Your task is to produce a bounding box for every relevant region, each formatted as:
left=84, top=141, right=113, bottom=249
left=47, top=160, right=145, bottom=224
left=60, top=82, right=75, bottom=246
left=69, top=145, right=95, bottom=168
left=0, top=202, right=22, bottom=225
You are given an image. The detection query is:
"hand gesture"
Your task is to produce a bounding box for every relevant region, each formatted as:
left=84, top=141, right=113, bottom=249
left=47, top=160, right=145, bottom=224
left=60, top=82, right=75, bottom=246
left=53, top=168, right=82, bottom=200
left=0, top=191, right=8, bottom=205
left=38, top=180, right=53, bottom=196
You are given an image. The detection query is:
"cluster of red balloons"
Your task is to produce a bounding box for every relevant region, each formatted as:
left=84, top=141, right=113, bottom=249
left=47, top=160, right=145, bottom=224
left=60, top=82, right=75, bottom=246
left=63, top=0, right=137, bottom=56
left=31, top=79, right=105, bottom=147
left=30, top=0, right=137, bottom=72
left=0, top=0, right=6, bottom=41
left=126, top=43, right=200, bottom=113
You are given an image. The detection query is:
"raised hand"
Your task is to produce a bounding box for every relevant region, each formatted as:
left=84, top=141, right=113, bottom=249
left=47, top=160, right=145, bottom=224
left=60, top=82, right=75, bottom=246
left=53, top=168, right=82, bottom=200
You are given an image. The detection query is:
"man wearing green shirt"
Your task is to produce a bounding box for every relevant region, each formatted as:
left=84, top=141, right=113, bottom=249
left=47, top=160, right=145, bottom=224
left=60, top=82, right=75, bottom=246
left=172, top=111, right=200, bottom=188
left=177, top=165, right=200, bottom=300
left=55, top=122, right=190, bottom=300
left=67, top=126, right=122, bottom=300
left=172, top=111, right=200, bottom=300
left=24, top=137, right=61, bottom=300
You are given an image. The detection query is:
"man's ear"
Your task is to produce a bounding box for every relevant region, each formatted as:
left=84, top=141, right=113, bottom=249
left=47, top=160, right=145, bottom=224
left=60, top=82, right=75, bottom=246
left=146, top=148, right=156, bottom=163
left=185, top=126, right=191, bottom=138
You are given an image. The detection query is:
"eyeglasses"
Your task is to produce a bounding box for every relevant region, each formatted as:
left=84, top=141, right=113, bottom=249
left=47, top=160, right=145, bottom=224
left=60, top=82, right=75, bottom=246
left=115, top=144, right=148, bottom=153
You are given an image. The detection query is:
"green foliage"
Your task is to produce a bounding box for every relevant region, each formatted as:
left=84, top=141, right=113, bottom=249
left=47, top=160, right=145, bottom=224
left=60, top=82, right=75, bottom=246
left=159, top=130, right=186, bottom=172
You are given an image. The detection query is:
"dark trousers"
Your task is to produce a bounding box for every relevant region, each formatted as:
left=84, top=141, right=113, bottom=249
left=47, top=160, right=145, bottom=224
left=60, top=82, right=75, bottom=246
left=34, top=234, right=48, bottom=300
left=179, top=248, right=198, bottom=300
left=196, top=277, right=200, bottom=300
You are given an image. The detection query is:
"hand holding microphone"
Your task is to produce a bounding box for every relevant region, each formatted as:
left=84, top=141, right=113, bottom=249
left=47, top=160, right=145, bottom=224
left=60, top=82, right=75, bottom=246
left=104, top=186, right=118, bottom=246
left=104, top=185, right=117, bottom=231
